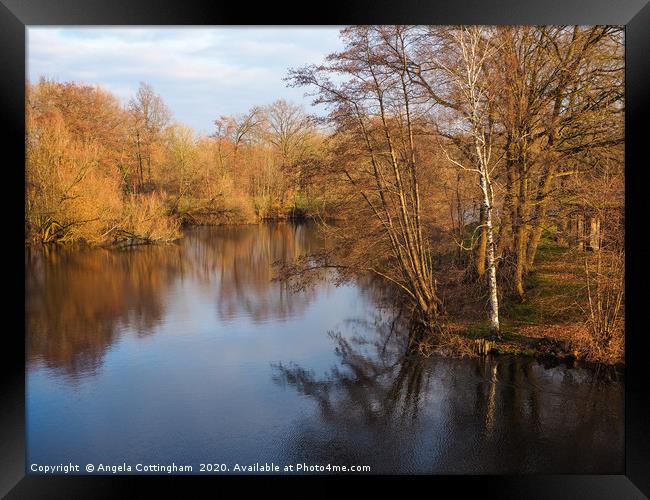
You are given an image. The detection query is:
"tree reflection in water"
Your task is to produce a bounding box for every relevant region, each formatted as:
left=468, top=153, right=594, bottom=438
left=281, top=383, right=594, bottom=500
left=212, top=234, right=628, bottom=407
left=272, top=309, right=624, bottom=473
left=26, top=223, right=623, bottom=473
left=26, top=223, right=322, bottom=378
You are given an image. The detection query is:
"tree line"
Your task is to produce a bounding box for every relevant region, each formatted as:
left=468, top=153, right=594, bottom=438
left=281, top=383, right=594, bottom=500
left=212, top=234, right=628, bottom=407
left=26, top=80, right=327, bottom=246
left=286, top=25, right=623, bottom=353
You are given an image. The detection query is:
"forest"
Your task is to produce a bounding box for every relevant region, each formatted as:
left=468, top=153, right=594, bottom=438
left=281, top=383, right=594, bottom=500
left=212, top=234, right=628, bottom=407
left=26, top=25, right=624, bottom=364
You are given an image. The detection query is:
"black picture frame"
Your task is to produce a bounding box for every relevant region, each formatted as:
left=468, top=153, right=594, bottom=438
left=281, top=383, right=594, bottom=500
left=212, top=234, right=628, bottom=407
left=2, top=1, right=648, bottom=497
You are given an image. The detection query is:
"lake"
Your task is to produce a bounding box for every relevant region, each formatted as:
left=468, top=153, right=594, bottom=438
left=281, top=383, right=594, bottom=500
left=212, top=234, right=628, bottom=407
left=26, top=223, right=624, bottom=474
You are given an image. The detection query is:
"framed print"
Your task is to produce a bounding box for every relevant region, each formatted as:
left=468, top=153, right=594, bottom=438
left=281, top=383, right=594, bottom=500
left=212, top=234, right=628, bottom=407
left=2, top=0, right=649, bottom=497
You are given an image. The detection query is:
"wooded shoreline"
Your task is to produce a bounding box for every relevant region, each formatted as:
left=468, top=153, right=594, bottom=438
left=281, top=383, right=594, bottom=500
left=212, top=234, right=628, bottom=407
left=26, top=26, right=624, bottom=366
left=27, top=218, right=624, bottom=367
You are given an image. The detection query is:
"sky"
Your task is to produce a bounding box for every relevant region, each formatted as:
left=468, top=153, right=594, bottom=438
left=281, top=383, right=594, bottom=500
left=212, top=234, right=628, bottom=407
left=27, top=27, right=345, bottom=134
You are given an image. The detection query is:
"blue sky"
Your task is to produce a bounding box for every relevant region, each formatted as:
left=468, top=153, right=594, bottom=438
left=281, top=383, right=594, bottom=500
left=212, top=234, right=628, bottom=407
left=27, top=27, right=345, bottom=134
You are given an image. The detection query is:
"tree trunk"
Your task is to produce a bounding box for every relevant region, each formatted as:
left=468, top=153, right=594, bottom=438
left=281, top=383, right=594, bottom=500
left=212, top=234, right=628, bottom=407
left=526, top=163, right=556, bottom=268
left=476, top=203, right=487, bottom=276
left=588, top=216, right=601, bottom=251
left=556, top=214, right=568, bottom=246
left=496, top=165, right=515, bottom=261
left=480, top=173, right=500, bottom=337
left=513, top=164, right=528, bottom=302
left=147, top=154, right=152, bottom=185
left=576, top=213, right=585, bottom=251
left=135, top=131, right=144, bottom=191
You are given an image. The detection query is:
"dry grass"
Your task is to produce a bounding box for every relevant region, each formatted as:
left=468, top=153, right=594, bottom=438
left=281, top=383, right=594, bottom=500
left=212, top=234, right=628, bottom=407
left=432, top=331, right=481, bottom=358
left=442, top=241, right=624, bottom=365
left=115, top=193, right=181, bottom=244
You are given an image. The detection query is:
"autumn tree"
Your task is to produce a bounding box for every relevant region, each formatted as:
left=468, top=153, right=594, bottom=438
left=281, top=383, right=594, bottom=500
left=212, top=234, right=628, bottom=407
left=261, top=99, right=316, bottom=210
left=428, top=26, right=502, bottom=336
left=393, top=25, right=623, bottom=302
left=289, top=26, right=445, bottom=336
left=26, top=79, right=179, bottom=245
left=128, top=82, right=171, bottom=191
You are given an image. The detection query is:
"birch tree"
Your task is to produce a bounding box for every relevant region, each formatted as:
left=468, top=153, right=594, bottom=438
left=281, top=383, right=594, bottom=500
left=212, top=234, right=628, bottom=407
left=438, top=27, right=501, bottom=336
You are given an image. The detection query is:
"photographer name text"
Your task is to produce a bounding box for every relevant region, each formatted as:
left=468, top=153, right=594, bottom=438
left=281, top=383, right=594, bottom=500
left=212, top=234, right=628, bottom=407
left=30, top=462, right=370, bottom=474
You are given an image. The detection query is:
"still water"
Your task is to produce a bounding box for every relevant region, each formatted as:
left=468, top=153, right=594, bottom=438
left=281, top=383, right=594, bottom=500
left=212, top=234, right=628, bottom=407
left=26, top=223, right=623, bottom=474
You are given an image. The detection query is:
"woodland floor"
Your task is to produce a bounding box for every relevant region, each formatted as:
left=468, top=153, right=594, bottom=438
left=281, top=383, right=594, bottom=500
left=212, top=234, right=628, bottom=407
left=445, top=241, right=611, bottom=363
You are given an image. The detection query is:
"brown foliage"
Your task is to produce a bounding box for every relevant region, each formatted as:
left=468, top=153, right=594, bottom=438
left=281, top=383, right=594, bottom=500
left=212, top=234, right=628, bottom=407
left=573, top=250, right=625, bottom=364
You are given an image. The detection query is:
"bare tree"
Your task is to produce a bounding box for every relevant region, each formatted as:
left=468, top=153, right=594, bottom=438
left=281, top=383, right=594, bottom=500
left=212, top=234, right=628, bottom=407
left=433, top=27, right=502, bottom=336
left=289, top=26, right=444, bottom=335
left=128, top=82, right=171, bottom=190
left=261, top=99, right=314, bottom=208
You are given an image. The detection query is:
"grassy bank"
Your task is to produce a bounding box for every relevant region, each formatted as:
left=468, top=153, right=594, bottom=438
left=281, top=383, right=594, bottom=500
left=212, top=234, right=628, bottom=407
left=444, top=241, right=624, bottom=365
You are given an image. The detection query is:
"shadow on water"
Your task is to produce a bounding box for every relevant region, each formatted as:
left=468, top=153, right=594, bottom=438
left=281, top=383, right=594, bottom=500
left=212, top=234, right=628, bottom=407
left=272, top=311, right=624, bottom=473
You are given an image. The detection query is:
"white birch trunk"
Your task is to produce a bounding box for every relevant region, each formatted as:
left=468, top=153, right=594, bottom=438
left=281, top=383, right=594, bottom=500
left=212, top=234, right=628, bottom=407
left=480, top=171, right=500, bottom=336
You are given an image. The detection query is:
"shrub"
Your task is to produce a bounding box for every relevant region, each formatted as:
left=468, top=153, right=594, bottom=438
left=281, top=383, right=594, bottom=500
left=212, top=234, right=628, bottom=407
left=115, top=193, right=181, bottom=244
left=573, top=250, right=625, bottom=364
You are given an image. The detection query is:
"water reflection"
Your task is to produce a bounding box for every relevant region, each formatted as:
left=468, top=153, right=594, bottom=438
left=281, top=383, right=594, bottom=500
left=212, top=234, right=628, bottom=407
left=26, top=245, right=173, bottom=376
left=273, top=314, right=624, bottom=473
left=197, top=224, right=322, bottom=323
left=26, top=223, right=624, bottom=473
left=26, top=223, right=321, bottom=377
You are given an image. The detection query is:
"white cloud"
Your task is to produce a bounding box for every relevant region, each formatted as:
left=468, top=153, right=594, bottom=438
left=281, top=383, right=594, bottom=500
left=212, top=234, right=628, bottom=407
left=27, top=27, right=344, bottom=134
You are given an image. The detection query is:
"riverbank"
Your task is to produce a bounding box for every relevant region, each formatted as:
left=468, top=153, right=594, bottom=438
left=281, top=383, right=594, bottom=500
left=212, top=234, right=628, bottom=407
left=444, top=242, right=624, bottom=366
left=27, top=220, right=623, bottom=366
left=26, top=211, right=336, bottom=248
